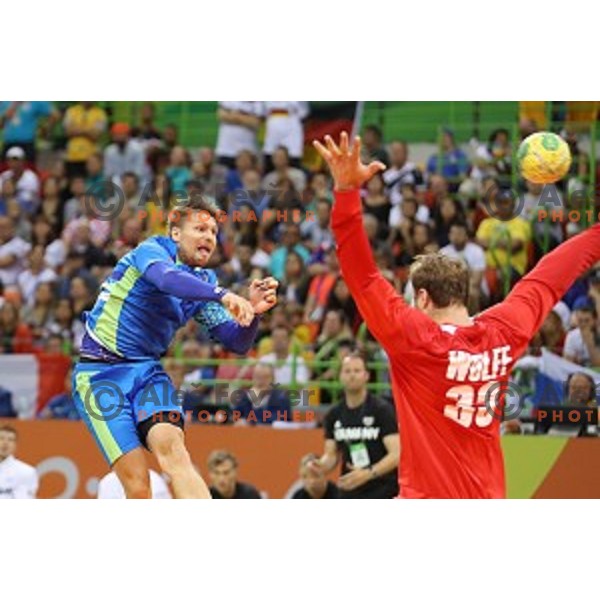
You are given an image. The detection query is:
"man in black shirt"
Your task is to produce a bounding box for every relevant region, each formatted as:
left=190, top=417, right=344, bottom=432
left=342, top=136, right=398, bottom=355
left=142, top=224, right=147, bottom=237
left=311, top=352, right=400, bottom=498
left=207, top=450, right=262, bottom=499
left=291, top=453, right=339, bottom=499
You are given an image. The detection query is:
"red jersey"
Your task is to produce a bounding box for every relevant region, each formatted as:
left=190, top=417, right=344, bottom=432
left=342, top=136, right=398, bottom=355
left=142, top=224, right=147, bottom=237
left=332, top=189, right=600, bottom=498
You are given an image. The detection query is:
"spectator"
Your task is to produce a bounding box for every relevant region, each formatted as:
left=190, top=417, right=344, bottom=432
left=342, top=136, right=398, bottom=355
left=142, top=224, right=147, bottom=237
left=69, top=276, right=95, bottom=322
left=0, top=101, right=55, bottom=162
left=163, top=123, right=178, bottom=151
left=0, top=147, right=40, bottom=214
left=301, top=198, right=333, bottom=251
left=0, top=179, right=17, bottom=216
left=63, top=102, right=108, bottom=178
left=234, top=363, right=291, bottom=425
left=325, top=282, right=359, bottom=334
left=166, top=146, right=192, bottom=195
left=46, top=298, right=77, bottom=352
left=97, top=470, right=171, bottom=500
left=39, top=368, right=80, bottom=420
left=0, top=424, right=38, bottom=499
left=471, top=128, right=512, bottom=185
left=314, top=309, right=354, bottom=403
left=432, top=197, right=465, bottom=248
left=0, top=301, right=33, bottom=353
left=63, top=208, right=112, bottom=254
left=362, top=124, right=390, bottom=166
left=132, top=102, right=162, bottom=143
left=279, top=250, right=310, bottom=304
left=269, top=224, right=310, bottom=280
left=261, top=325, right=310, bottom=386
left=530, top=307, right=567, bottom=356
left=388, top=185, right=429, bottom=229
left=565, top=372, right=597, bottom=407
left=291, top=453, right=339, bottom=499
left=121, top=172, right=142, bottom=211
left=39, top=178, right=66, bottom=235
left=17, top=246, right=57, bottom=306
left=476, top=189, right=532, bottom=295
left=362, top=172, right=391, bottom=227
left=263, top=102, right=309, bottom=169
left=440, top=222, right=486, bottom=313
left=310, top=352, right=400, bottom=499
left=426, top=128, right=469, bottom=190
left=263, top=146, right=307, bottom=194
left=225, top=149, right=258, bottom=197
left=4, top=198, right=31, bottom=241
left=104, top=122, right=147, bottom=184
left=305, top=172, right=333, bottom=211
left=112, top=217, right=143, bottom=260
left=382, top=140, right=422, bottom=206
left=63, top=176, right=88, bottom=223
left=190, top=147, right=227, bottom=202
left=563, top=298, right=600, bottom=367
left=215, top=102, right=263, bottom=167
left=207, top=450, right=261, bottom=499
left=303, top=246, right=339, bottom=328
left=0, top=215, right=31, bottom=287
left=22, top=281, right=56, bottom=343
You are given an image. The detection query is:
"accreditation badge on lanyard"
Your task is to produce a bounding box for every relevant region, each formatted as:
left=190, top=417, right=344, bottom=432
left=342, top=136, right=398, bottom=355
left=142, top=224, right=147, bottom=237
left=349, top=442, right=371, bottom=469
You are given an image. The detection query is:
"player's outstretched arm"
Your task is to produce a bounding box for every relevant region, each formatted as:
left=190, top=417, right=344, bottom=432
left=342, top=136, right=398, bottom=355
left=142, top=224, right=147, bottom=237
left=481, top=222, right=600, bottom=342
left=314, top=133, right=426, bottom=348
left=144, top=261, right=254, bottom=326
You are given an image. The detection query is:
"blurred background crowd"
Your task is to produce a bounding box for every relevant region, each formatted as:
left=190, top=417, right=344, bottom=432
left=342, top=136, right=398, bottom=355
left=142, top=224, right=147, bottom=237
left=0, top=100, right=600, bottom=431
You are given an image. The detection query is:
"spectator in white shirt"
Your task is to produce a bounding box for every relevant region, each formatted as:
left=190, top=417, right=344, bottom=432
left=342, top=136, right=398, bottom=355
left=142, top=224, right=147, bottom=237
left=0, top=146, right=40, bottom=214
left=215, top=102, right=263, bottom=168
left=17, top=245, right=57, bottom=307
left=0, top=216, right=31, bottom=287
left=263, top=101, right=309, bottom=168
left=382, top=141, right=421, bottom=207
left=563, top=298, right=600, bottom=367
left=97, top=470, right=172, bottom=499
left=440, top=221, right=486, bottom=313
left=104, top=122, right=147, bottom=185
left=0, top=424, right=38, bottom=499
left=261, top=325, right=310, bottom=386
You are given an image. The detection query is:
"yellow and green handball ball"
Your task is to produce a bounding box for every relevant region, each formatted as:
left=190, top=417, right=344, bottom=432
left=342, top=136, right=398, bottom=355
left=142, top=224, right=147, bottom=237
left=517, top=131, right=572, bottom=184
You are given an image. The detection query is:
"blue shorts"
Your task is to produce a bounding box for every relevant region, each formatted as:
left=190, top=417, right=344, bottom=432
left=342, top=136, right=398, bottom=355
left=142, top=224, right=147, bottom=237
left=72, top=360, right=184, bottom=466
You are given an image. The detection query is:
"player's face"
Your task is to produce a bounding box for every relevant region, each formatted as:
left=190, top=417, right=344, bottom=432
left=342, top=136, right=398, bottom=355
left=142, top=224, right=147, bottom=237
left=173, top=215, right=218, bottom=267
left=209, top=460, right=237, bottom=497
left=0, top=431, right=17, bottom=460
left=340, top=357, right=369, bottom=393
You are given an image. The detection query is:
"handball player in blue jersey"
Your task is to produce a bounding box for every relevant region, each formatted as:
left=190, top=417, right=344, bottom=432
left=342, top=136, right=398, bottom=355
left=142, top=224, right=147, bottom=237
left=72, top=197, right=278, bottom=498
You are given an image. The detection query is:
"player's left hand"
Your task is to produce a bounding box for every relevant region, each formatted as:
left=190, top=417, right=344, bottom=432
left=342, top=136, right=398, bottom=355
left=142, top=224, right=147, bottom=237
left=313, top=131, right=386, bottom=192
left=249, top=277, right=279, bottom=314
left=337, top=464, right=372, bottom=491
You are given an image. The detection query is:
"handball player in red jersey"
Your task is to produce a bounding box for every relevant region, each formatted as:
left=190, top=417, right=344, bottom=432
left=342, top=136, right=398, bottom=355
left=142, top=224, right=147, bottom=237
left=314, top=132, right=600, bottom=499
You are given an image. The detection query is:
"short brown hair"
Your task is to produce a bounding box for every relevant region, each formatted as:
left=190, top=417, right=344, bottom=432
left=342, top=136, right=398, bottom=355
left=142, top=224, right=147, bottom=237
left=167, top=195, right=220, bottom=234
left=207, top=449, right=238, bottom=471
left=0, top=424, right=17, bottom=438
left=409, top=253, right=469, bottom=308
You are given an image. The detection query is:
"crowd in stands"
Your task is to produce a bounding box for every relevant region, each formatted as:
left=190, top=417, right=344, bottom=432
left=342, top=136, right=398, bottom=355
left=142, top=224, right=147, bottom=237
left=1, top=101, right=600, bottom=426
